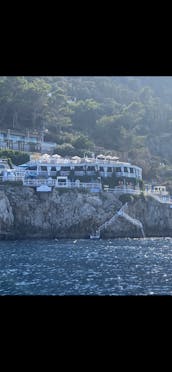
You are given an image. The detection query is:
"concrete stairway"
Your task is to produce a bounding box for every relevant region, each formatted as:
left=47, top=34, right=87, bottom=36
left=95, top=202, right=145, bottom=238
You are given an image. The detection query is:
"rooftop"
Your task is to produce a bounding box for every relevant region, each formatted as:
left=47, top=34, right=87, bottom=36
left=18, top=154, right=141, bottom=170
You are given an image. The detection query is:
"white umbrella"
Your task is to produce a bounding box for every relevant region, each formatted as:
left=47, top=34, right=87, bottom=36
left=97, top=154, right=105, bottom=159
left=41, top=154, right=50, bottom=158
left=112, top=156, right=119, bottom=160
left=52, top=154, right=61, bottom=158
left=106, top=155, right=113, bottom=160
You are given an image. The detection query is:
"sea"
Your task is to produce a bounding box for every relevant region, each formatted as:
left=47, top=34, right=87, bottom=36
left=0, top=237, right=172, bottom=295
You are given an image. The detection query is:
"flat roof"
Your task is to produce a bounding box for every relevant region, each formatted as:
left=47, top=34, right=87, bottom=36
left=19, top=157, right=142, bottom=170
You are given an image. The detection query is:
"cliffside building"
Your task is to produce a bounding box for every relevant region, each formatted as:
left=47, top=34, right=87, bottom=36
left=19, top=154, right=142, bottom=191
left=0, top=129, right=56, bottom=154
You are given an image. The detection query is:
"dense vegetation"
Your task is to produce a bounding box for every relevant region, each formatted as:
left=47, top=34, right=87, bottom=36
left=0, top=150, right=29, bottom=166
left=1, top=76, right=172, bottom=188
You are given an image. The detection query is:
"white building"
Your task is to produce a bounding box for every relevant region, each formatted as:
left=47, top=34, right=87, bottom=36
left=20, top=154, right=142, bottom=181
left=0, top=129, right=56, bottom=154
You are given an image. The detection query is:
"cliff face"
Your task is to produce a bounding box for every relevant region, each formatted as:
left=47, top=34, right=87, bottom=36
left=0, top=191, right=14, bottom=236
left=0, top=186, right=172, bottom=239
left=126, top=195, right=172, bottom=237
left=1, top=186, right=122, bottom=238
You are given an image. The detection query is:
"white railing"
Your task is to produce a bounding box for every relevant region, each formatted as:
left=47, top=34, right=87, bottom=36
left=22, top=179, right=102, bottom=190
left=55, top=182, right=102, bottom=190
left=23, top=179, right=56, bottom=187
left=104, top=187, right=141, bottom=194
left=74, top=171, right=85, bottom=176
left=104, top=188, right=172, bottom=200
left=77, top=182, right=102, bottom=190
left=144, top=191, right=172, bottom=204
left=2, top=175, right=25, bottom=182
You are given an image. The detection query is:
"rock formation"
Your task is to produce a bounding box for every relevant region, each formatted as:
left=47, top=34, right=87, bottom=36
left=0, top=186, right=172, bottom=239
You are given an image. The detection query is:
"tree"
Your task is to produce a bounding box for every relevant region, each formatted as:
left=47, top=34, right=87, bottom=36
left=53, top=143, right=76, bottom=157
left=72, top=134, right=94, bottom=150
left=0, top=149, right=29, bottom=165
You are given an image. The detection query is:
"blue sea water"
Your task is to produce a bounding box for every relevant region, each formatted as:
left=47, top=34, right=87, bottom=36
left=0, top=238, right=172, bottom=295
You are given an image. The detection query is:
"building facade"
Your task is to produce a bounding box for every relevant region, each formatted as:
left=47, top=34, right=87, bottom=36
left=21, top=155, right=142, bottom=189
left=0, top=129, right=56, bottom=154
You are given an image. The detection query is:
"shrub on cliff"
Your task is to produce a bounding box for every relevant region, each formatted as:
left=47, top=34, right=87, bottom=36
left=119, top=194, right=134, bottom=204
left=0, top=150, right=29, bottom=166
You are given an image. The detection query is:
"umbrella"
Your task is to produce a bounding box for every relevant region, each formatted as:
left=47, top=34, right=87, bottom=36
left=72, top=156, right=81, bottom=160
left=106, top=155, right=113, bottom=160
left=97, top=154, right=105, bottom=159
left=52, top=154, right=61, bottom=158
left=112, top=156, right=119, bottom=160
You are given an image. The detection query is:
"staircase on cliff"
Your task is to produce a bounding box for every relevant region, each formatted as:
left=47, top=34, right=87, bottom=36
left=117, top=208, right=145, bottom=238
left=91, top=203, right=146, bottom=238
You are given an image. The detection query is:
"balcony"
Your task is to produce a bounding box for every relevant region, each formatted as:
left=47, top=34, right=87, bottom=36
left=60, top=171, right=71, bottom=176
left=74, top=171, right=85, bottom=176
left=86, top=171, right=96, bottom=176
left=49, top=171, right=57, bottom=177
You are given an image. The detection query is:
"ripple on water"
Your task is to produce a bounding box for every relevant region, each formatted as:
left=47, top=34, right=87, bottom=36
left=0, top=238, right=172, bottom=295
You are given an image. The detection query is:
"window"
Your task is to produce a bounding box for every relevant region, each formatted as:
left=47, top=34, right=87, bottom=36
left=107, top=167, right=112, bottom=172
left=28, top=166, right=37, bottom=171
left=51, top=166, right=56, bottom=172
left=74, top=166, right=85, bottom=171
left=99, top=167, right=104, bottom=172
left=115, top=167, right=121, bottom=172
left=87, top=166, right=95, bottom=171
left=58, top=178, right=66, bottom=183
left=130, top=168, right=134, bottom=173
left=61, top=166, right=71, bottom=171
left=41, top=166, right=47, bottom=171
left=124, top=167, right=128, bottom=172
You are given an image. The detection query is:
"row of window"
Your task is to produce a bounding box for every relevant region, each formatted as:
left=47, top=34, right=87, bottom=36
left=0, top=134, right=39, bottom=142
left=27, top=166, right=136, bottom=173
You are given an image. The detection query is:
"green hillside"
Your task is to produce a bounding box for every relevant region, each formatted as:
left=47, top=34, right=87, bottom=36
left=1, top=76, right=172, bottom=189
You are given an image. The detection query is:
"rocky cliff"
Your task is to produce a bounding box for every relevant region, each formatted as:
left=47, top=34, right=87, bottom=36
left=0, top=186, right=172, bottom=239
left=126, top=194, right=172, bottom=237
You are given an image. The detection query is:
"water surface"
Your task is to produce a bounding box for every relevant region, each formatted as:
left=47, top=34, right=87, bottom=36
left=0, top=238, right=172, bottom=295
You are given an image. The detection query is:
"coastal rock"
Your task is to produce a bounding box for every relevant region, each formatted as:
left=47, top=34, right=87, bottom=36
left=126, top=195, right=172, bottom=237
left=1, top=186, right=172, bottom=239
left=0, top=191, right=14, bottom=234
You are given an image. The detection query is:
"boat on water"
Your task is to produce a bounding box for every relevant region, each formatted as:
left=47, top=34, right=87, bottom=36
left=90, top=231, right=100, bottom=239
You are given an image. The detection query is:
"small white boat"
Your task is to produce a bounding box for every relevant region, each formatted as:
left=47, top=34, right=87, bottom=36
left=90, top=231, right=100, bottom=239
